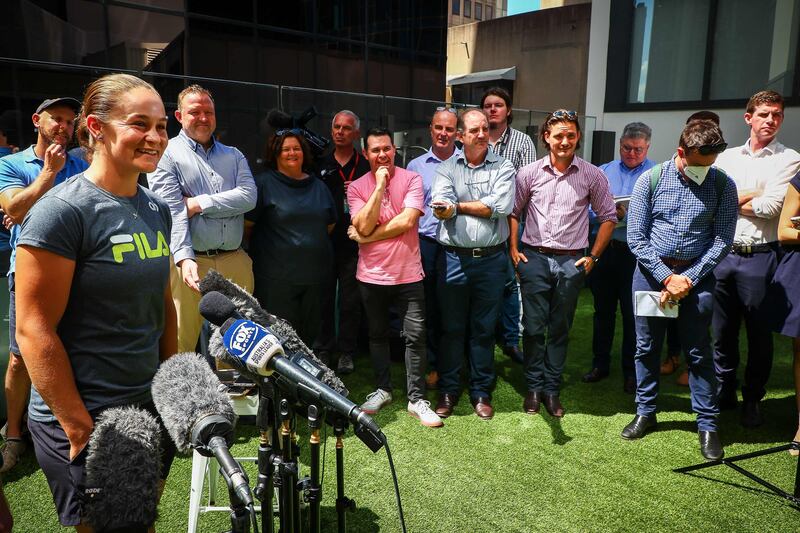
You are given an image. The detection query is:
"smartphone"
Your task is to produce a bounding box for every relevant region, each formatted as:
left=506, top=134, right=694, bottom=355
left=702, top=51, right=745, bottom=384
left=791, top=216, right=800, bottom=229
left=429, top=203, right=447, bottom=211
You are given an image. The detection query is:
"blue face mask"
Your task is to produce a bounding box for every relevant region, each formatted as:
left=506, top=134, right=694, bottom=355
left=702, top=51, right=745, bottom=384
left=684, top=164, right=711, bottom=185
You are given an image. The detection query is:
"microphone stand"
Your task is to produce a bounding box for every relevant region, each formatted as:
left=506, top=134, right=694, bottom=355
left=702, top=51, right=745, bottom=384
left=301, top=405, right=322, bottom=533
left=277, top=398, right=302, bottom=533
left=334, top=417, right=356, bottom=533
left=253, top=378, right=279, bottom=533
left=224, top=473, right=253, bottom=533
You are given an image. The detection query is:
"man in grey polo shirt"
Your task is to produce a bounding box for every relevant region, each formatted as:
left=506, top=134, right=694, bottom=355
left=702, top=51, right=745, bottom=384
left=148, top=84, right=256, bottom=353
left=431, top=108, right=516, bottom=420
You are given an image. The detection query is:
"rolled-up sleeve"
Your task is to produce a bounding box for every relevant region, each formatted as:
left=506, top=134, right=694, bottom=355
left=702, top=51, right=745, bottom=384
left=480, top=159, right=516, bottom=219
left=431, top=159, right=458, bottom=219
left=589, top=168, right=618, bottom=224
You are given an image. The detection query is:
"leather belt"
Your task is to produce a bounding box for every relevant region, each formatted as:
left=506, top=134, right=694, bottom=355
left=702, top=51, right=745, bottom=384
left=732, top=242, right=775, bottom=255
left=661, top=257, right=693, bottom=268
left=525, top=245, right=582, bottom=257
left=194, top=248, right=238, bottom=257
left=419, top=235, right=439, bottom=244
left=444, top=242, right=506, bottom=258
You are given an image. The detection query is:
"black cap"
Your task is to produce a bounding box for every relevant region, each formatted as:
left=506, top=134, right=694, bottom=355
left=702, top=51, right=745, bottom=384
left=35, top=97, right=81, bottom=115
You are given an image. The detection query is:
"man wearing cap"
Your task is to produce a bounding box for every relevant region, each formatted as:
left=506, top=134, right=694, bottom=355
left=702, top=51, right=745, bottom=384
left=0, top=96, right=87, bottom=472
left=148, top=84, right=256, bottom=354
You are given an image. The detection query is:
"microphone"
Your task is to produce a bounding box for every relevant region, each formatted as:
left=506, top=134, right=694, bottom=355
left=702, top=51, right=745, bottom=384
left=198, top=270, right=347, bottom=395
left=265, top=108, right=294, bottom=129
left=151, top=352, right=253, bottom=507
left=83, top=406, right=161, bottom=533
left=200, top=291, right=385, bottom=452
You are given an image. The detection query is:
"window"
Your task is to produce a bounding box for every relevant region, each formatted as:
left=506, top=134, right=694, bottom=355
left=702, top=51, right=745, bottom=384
left=485, top=3, right=493, bottom=19
left=610, top=0, right=800, bottom=109
left=453, top=0, right=460, bottom=15
left=475, top=2, right=482, bottom=20
left=628, top=0, right=710, bottom=103
left=464, top=0, right=472, bottom=18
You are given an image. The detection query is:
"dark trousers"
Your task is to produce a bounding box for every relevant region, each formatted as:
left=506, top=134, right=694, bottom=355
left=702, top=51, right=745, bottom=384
left=438, top=249, right=507, bottom=400
left=588, top=241, right=636, bottom=378
left=712, top=250, right=777, bottom=402
left=255, top=276, right=323, bottom=348
left=315, top=245, right=361, bottom=356
left=420, top=236, right=442, bottom=370
left=496, top=256, right=522, bottom=347
left=518, top=247, right=586, bottom=394
left=358, top=281, right=426, bottom=402
left=633, top=265, right=719, bottom=431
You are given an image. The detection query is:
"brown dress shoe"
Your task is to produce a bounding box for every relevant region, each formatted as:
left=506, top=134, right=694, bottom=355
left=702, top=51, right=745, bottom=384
left=426, top=370, right=439, bottom=390
left=523, top=391, right=542, bottom=414
left=676, top=370, right=689, bottom=386
left=435, top=393, right=458, bottom=418
left=543, top=393, right=564, bottom=417
left=471, top=397, right=494, bottom=420
left=660, top=353, right=680, bottom=375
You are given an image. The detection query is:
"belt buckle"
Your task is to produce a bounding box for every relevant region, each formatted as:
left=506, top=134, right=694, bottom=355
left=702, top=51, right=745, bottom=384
left=203, top=249, right=218, bottom=257
left=472, top=248, right=481, bottom=258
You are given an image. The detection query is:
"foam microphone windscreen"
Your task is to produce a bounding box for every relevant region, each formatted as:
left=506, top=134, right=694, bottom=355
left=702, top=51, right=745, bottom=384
left=151, top=352, right=236, bottom=454
left=83, top=406, right=161, bottom=533
left=199, top=271, right=348, bottom=395
left=266, top=108, right=295, bottom=129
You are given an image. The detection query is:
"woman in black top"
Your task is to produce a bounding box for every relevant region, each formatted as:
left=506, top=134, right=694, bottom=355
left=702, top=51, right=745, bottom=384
left=246, top=130, right=336, bottom=346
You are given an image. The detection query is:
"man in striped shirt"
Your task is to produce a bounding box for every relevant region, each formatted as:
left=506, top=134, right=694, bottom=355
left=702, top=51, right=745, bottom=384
left=623, top=119, right=737, bottom=460
left=510, top=110, right=617, bottom=418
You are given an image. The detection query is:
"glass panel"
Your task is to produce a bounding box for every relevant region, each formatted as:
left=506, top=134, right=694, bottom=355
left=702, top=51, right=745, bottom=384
left=187, top=2, right=253, bottom=22
left=710, top=0, right=800, bottom=99
left=106, top=5, right=185, bottom=72
left=453, top=0, right=460, bottom=15
left=628, top=0, right=710, bottom=103
left=9, top=0, right=106, bottom=66
left=186, top=19, right=255, bottom=81
left=475, top=2, right=482, bottom=20
left=465, top=0, right=472, bottom=18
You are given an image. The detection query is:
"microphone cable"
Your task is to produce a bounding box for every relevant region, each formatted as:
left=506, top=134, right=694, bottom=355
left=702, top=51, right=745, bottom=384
left=384, top=440, right=407, bottom=533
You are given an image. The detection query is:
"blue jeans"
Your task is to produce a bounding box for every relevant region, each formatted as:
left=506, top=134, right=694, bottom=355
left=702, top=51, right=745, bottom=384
left=518, top=247, right=586, bottom=394
left=632, top=265, right=719, bottom=431
left=437, top=249, right=507, bottom=400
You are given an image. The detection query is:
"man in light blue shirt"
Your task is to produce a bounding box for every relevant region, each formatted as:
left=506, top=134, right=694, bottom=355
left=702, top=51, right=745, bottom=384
left=430, top=109, right=515, bottom=420
left=584, top=122, right=655, bottom=393
left=0, top=96, right=87, bottom=473
left=148, top=85, right=256, bottom=353
left=407, top=107, right=460, bottom=390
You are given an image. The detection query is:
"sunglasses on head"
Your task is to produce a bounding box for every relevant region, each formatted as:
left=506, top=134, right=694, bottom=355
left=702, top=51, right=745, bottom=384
left=551, top=109, right=578, bottom=121
left=436, top=106, right=457, bottom=115
left=694, top=142, right=727, bottom=155
left=276, top=128, right=303, bottom=136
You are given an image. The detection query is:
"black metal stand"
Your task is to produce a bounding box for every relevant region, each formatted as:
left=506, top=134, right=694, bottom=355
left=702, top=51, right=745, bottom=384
left=299, top=405, right=322, bottom=533
left=253, top=379, right=279, bottom=533
left=334, top=418, right=356, bottom=533
left=673, top=443, right=800, bottom=508
left=224, top=480, right=254, bottom=533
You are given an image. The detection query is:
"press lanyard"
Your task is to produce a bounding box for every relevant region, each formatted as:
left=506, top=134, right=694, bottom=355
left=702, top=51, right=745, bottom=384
left=339, top=152, right=359, bottom=214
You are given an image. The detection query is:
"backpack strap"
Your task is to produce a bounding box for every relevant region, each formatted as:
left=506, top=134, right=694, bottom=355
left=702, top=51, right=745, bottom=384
left=649, top=163, right=663, bottom=203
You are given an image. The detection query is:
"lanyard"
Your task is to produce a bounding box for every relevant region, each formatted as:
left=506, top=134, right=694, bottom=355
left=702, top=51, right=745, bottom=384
left=338, top=152, right=359, bottom=183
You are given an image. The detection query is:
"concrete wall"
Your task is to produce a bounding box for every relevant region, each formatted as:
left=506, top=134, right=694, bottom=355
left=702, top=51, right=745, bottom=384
left=447, top=4, right=592, bottom=112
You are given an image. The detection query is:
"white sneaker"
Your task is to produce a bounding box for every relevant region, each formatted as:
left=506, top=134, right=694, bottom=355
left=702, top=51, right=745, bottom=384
left=361, top=389, right=392, bottom=414
left=0, top=439, right=26, bottom=473
left=408, top=400, right=443, bottom=428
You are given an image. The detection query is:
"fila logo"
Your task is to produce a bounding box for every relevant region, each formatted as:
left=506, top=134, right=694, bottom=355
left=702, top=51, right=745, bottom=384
left=148, top=201, right=159, bottom=212
left=110, top=231, right=170, bottom=263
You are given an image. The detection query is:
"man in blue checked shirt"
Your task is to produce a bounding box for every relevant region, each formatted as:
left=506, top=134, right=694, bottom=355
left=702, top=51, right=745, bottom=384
left=584, top=122, right=655, bottom=394
left=622, top=119, right=737, bottom=461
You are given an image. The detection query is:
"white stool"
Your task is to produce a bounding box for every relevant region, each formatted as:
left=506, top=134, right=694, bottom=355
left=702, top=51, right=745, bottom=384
left=187, top=392, right=259, bottom=533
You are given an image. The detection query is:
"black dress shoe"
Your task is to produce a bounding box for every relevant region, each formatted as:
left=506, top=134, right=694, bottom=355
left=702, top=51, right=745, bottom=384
left=523, top=391, right=542, bottom=414
left=582, top=368, right=609, bottom=383
left=718, top=390, right=738, bottom=410
left=623, top=376, right=636, bottom=395
left=740, top=401, right=764, bottom=428
left=620, top=414, right=657, bottom=440
left=502, top=344, right=524, bottom=364
left=542, top=393, right=564, bottom=417
left=698, top=430, right=724, bottom=460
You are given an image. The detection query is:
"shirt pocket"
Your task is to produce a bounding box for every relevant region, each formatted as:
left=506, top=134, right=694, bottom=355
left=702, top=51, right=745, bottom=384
left=463, top=175, right=490, bottom=200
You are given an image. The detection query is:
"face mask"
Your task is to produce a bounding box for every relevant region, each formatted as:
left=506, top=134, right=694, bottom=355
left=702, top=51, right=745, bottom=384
left=684, top=164, right=711, bottom=185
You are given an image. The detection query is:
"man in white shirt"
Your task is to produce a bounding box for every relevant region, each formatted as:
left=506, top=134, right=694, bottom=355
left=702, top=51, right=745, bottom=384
left=713, top=90, right=800, bottom=427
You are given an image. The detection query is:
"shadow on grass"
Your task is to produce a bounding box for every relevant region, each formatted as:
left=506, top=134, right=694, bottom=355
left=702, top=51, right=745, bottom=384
left=543, top=415, right=573, bottom=446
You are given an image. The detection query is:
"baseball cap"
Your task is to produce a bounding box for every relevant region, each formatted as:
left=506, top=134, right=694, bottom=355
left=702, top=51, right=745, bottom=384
left=35, top=97, right=81, bottom=115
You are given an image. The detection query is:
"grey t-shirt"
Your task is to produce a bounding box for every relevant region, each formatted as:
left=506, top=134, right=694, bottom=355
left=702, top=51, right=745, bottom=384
left=18, top=174, right=172, bottom=422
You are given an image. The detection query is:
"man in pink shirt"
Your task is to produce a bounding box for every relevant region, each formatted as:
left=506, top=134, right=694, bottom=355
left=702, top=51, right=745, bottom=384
left=510, top=109, right=617, bottom=417
left=347, top=127, right=442, bottom=428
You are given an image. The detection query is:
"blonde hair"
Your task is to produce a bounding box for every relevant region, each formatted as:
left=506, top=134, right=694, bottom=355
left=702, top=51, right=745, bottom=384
left=76, top=73, right=160, bottom=155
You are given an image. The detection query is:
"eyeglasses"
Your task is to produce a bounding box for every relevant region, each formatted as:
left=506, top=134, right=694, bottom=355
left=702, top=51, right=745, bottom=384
left=436, top=106, right=457, bottom=115
left=551, top=109, right=578, bottom=120
left=694, top=142, right=727, bottom=155
left=621, top=144, right=646, bottom=155
left=276, top=128, right=303, bottom=136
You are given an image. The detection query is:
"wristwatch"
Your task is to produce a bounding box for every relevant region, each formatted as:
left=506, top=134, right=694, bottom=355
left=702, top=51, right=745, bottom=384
left=589, top=254, right=600, bottom=263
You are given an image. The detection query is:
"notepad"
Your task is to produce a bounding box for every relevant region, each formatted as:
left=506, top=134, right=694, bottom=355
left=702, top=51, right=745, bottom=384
left=634, top=291, right=679, bottom=318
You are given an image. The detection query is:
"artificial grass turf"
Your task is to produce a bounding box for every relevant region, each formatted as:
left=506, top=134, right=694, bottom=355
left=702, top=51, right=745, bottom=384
left=3, top=289, right=800, bottom=532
